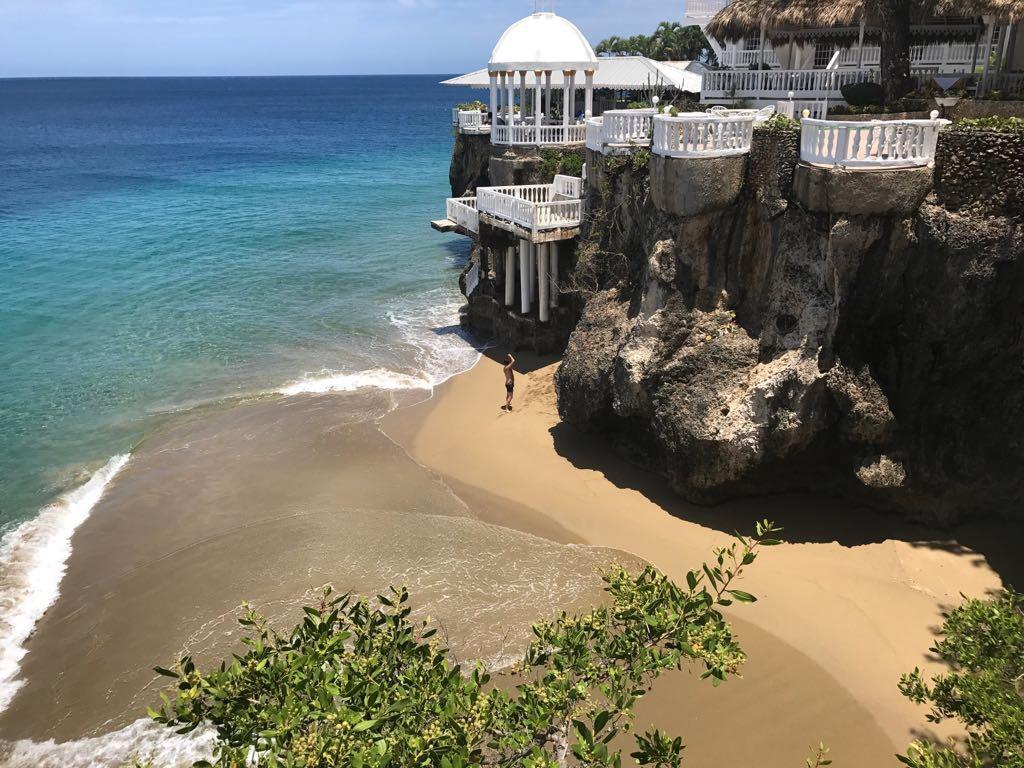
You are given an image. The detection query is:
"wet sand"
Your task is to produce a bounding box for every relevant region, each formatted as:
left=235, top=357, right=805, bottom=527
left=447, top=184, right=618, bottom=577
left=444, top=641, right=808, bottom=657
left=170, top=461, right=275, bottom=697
left=0, top=389, right=624, bottom=748
left=382, top=353, right=1015, bottom=766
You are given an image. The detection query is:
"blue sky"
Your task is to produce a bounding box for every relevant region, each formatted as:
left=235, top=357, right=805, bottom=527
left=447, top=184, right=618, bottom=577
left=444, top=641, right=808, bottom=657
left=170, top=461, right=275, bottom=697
left=0, top=1, right=683, bottom=77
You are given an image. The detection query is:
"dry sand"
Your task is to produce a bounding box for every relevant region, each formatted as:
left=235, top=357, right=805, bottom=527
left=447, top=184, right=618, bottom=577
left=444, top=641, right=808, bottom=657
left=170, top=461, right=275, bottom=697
left=383, top=352, right=1017, bottom=766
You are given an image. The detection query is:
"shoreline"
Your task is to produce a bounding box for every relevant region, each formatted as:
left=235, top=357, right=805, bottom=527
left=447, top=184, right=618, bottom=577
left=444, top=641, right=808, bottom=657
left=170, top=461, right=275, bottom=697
left=382, top=350, right=1013, bottom=763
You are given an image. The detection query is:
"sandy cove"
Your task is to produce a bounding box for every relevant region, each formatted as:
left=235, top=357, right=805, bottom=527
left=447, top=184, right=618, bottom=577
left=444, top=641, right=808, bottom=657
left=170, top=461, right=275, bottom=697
left=384, top=352, right=1016, bottom=766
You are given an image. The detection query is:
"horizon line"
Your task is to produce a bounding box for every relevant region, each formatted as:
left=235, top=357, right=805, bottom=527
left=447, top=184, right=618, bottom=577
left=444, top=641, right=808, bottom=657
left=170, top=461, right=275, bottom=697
left=0, top=73, right=463, bottom=81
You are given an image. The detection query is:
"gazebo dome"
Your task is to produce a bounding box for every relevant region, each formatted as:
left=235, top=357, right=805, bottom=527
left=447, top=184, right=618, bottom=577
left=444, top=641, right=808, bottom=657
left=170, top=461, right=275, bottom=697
left=488, top=12, right=598, bottom=73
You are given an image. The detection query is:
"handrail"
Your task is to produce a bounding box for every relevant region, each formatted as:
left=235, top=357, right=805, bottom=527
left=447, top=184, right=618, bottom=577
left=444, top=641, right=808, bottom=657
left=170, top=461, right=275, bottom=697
left=477, top=178, right=584, bottom=234
left=800, top=117, right=950, bottom=169
left=445, top=196, right=479, bottom=233
left=652, top=114, right=756, bottom=158
left=491, top=122, right=587, bottom=147
left=585, top=109, right=656, bottom=155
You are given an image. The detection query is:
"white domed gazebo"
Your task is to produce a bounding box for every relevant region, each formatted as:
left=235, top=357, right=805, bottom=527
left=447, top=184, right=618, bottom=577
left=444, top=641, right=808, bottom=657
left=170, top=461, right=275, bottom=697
left=487, top=11, right=599, bottom=147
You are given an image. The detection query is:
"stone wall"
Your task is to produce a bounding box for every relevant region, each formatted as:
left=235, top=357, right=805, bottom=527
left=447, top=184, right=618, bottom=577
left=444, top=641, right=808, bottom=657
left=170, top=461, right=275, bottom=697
left=932, top=129, right=1024, bottom=216
left=554, top=127, right=1024, bottom=524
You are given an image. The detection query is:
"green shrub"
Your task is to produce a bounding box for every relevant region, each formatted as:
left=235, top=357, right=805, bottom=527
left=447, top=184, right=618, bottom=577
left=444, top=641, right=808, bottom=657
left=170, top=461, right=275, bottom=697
left=457, top=100, right=488, bottom=112
left=755, top=114, right=800, bottom=134
left=539, top=148, right=584, bottom=180
left=899, top=589, right=1024, bottom=768
left=841, top=81, right=885, bottom=107
left=150, top=525, right=781, bottom=768
left=950, top=116, right=1024, bottom=132
left=829, top=99, right=930, bottom=116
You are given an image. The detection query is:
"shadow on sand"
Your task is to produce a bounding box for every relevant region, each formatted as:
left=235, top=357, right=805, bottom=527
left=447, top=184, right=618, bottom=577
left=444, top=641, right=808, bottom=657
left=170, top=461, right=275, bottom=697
left=547, top=419, right=1024, bottom=590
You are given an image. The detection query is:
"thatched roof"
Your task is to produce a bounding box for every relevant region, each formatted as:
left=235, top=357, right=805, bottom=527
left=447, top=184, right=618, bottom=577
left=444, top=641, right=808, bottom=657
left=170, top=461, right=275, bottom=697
left=935, top=0, right=1024, bottom=21
left=705, top=0, right=1002, bottom=45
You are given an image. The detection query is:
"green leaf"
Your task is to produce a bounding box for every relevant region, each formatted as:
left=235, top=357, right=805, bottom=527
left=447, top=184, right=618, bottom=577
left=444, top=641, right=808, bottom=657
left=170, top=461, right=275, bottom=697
left=727, top=590, right=757, bottom=603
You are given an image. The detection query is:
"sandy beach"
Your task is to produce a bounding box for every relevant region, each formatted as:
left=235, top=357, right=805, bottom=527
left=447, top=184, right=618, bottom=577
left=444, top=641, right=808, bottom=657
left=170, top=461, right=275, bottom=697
left=383, top=352, right=1018, bottom=766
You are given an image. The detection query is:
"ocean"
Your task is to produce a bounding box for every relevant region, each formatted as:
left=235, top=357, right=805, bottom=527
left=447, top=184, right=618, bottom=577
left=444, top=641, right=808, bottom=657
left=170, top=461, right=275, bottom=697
left=0, top=75, right=482, bottom=740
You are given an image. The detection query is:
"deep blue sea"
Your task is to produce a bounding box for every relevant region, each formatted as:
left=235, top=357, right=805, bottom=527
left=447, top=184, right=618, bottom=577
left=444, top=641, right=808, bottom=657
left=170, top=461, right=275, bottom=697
left=0, top=76, right=474, bottom=533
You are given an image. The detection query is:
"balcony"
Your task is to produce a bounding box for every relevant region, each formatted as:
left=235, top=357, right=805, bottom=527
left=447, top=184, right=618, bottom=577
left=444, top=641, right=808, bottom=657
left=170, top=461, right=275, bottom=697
left=491, top=122, right=587, bottom=147
left=684, top=0, right=729, bottom=23
left=652, top=113, right=756, bottom=158
left=703, top=68, right=879, bottom=101
left=800, top=117, right=950, bottom=169
left=477, top=175, right=583, bottom=241
left=585, top=109, right=657, bottom=155
left=451, top=109, right=491, bottom=135
left=719, top=47, right=782, bottom=68
left=835, top=41, right=978, bottom=70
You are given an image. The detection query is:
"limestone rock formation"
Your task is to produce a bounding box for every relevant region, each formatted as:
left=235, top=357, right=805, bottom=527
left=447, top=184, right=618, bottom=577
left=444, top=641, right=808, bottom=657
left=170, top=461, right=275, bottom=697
left=553, top=128, right=1024, bottom=523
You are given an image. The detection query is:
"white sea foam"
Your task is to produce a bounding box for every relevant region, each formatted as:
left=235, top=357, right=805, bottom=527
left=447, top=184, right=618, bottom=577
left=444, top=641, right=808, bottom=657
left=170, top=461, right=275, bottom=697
left=277, top=367, right=436, bottom=396
left=0, top=454, right=129, bottom=714
left=0, top=718, right=214, bottom=768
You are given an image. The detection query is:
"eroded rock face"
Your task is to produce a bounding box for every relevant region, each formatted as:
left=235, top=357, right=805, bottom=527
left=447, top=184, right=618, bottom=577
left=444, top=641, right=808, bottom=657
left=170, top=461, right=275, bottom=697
left=450, top=133, right=491, bottom=197
left=555, top=128, right=1024, bottom=523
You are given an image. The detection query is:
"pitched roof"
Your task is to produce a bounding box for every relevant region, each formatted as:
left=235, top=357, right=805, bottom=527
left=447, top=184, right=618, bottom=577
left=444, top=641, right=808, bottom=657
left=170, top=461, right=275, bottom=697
left=442, top=57, right=705, bottom=92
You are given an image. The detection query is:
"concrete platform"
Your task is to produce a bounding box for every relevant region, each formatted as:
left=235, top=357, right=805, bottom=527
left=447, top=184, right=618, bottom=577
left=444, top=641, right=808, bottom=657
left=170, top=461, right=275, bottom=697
left=431, top=219, right=458, bottom=233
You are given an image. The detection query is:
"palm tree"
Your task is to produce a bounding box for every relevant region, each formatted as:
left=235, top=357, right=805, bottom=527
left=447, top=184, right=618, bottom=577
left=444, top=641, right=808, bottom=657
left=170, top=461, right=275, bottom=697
left=596, top=23, right=716, bottom=63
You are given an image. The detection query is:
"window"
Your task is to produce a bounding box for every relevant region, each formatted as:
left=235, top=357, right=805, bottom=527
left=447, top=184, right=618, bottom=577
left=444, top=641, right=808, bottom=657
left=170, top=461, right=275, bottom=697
left=814, top=43, right=834, bottom=68
left=743, top=36, right=760, bottom=51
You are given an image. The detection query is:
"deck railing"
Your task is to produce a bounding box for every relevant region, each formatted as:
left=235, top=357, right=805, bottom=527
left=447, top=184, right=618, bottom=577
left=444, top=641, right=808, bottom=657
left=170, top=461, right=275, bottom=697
left=720, top=48, right=782, bottom=68
left=836, top=41, right=977, bottom=69
left=984, top=71, right=1024, bottom=96
left=445, top=197, right=479, bottom=233
left=476, top=175, right=583, bottom=234
left=491, top=122, right=587, bottom=147
left=585, top=109, right=657, bottom=154
left=703, top=68, right=878, bottom=100
left=800, top=117, right=950, bottom=169
left=652, top=114, right=756, bottom=158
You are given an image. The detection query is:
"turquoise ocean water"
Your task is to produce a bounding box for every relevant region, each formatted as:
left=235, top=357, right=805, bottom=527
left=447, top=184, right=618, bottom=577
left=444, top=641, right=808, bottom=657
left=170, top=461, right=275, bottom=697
left=0, top=75, right=474, bottom=531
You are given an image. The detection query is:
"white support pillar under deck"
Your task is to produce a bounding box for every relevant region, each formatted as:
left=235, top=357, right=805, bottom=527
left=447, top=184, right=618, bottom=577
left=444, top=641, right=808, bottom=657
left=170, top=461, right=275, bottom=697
left=504, top=247, right=515, bottom=307
left=519, top=241, right=529, bottom=314
left=528, top=242, right=537, bottom=303
left=549, top=245, right=559, bottom=310
left=538, top=244, right=550, bottom=323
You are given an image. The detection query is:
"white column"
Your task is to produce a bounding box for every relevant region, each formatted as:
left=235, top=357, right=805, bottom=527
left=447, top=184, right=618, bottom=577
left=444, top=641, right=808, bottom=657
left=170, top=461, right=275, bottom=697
left=538, top=244, right=550, bottom=323
left=980, top=20, right=996, bottom=95
left=504, top=247, right=515, bottom=306
left=519, top=240, right=530, bottom=314
left=584, top=69, right=594, bottom=118
left=519, top=70, right=528, bottom=123
left=562, top=71, right=572, bottom=128
left=568, top=70, right=577, bottom=122
left=549, top=245, right=559, bottom=310
left=498, top=72, right=505, bottom=115
left=528, top=242, right=537, bottom=303
left=534, top=71, right=543, bottom=146
left=545, top=71, right=553, bottom=120
left=489, top=74, right=497, bottom=125
left=506, top=71, right=515, bottom=128
left=857, top=18, right=866, bottom=70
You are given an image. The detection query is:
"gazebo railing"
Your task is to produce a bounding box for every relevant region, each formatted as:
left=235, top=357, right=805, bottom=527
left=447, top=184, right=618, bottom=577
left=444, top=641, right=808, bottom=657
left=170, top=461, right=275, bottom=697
left=492, top=123, right=587, bottom=147
left=652, top=114, right=756, bottom=158
left=800, top=117, right=950, bottom=169
left=445, top=196, right=479, bottom=233
left=703, top=68, right=879, bottom=100
left=477, top=176, right=583, bottom=234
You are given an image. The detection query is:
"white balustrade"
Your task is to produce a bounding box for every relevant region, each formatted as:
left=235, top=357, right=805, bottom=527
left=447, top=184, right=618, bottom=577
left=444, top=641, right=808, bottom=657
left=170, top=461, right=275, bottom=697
left=836, top=41, right=978, bottom=69
left=652, top=114, right=755, bottom=158
left=585, top=109, right=657, bottom=155
left=477, top=178, right=583, bottom=235
left=703, top=68, right=879, bottom=100
left=685, top=0, right=729, bottom=21
left=777, top=99, right=828, bottom=120
left=445, top=197, right=479, bottom=233
left=800, top=117, right=949, bottom=169
left=490, top=122, right=587, bottom=147
left=586, top=117, right=604, bottom=152
left=720, top=47, right=781, bottom=68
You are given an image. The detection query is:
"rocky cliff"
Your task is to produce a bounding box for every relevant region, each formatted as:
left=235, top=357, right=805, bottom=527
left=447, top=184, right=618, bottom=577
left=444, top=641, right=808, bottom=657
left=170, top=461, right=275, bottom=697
left=554, top=128, right=1024, bottom=523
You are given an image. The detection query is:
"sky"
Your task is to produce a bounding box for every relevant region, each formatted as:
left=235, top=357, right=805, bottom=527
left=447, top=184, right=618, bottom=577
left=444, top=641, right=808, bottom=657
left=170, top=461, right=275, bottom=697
left=0, top=0, right=684, bottom=77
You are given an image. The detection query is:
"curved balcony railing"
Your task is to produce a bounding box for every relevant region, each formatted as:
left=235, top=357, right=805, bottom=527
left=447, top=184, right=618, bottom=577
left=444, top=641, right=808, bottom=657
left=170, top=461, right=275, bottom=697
left=477, top=175, right=583, bottom=235
left=585, top=109, right=658, bottom=155
left=652, top=114, right=756, bottom=158
left=445, top=196, right=479, bottom=233
left=491, top=122, right=587, bottom=147
left=800, top=117, right=950, bottom=169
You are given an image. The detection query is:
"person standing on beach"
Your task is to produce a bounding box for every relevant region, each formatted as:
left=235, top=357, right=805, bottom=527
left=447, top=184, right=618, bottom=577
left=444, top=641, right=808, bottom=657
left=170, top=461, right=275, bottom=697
left=502, top=354, right=516, bottom=411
